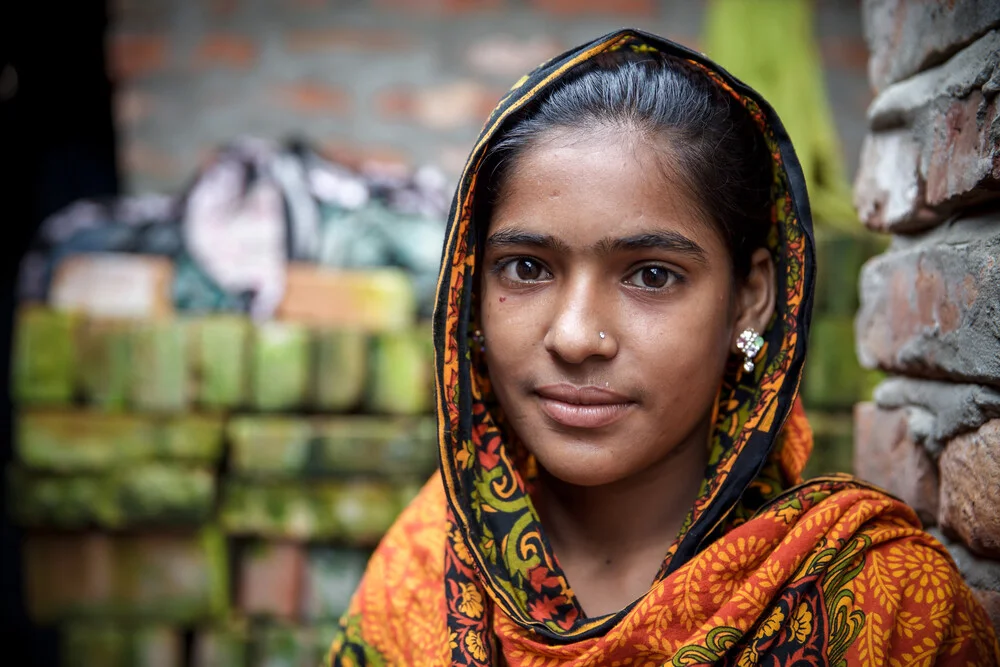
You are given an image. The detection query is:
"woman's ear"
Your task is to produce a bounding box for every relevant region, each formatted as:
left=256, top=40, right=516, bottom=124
left=733, top=247, right=776, bottom=341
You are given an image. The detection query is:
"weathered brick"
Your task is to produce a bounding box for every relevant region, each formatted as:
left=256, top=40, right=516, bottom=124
left=313, top=330, right=368, bottom=411
left=873, top=377, right=1000, bottom=453
left=130, top=320, right=189, bottom=413
left=16, top=411, right=157, bottom=472
left=853, top=402, right=939, bottom=526
left=192, top=623, right=248, bottom=667
left=862, top=0, right=1000, bottom=91
left=333, top=481, right=402, bottom=545
left=62, top=622, right=128, bottom=667
left=24, top=531, right=226, bottom=623
left=117, top=464, right=215, bottom=524
left=529, top=0, right=653, bottom=16
left=855, top=31, right=1000, bottom=231
left=221, top=482, right=337, bottom=539
left=156, top=415, right=225, bottom=463
left=190, top=316, right=250, bottom=409
left=939, top=419, right=1000, bottom=558
left=132, top=626, right=184, bottom=667
left=928, top=527, right=1000, bottom=591
left=13, top=306, right=78, bottom=406
left=109, top=33, right=169, bottom=80
left=115, top=529, right=228, bottom=622
left=10, top=464, right=215, bottom=527
left=277, top=265, right=417, bottom=331
left=228, top=416, right=313, bottom=476
left=376, top=82, right=502, bottom=130
left=274, top=83, right=351, bottom=115
left=974, top=588, right=1000, bottom=636
left=221, top=481, right=400, bottom=543
left=366, top=329, right=433, bottom=415
left=284, top=28, right=412, bottom=53
left=23, top=533, right=115, bottom=621
left=194, top=34, right=257, bottom=68
left=77, top=319, right=133, bottom=410
left=50, top=254, right=175, bottom=320
left=301, top=548, right=369, bottom=621
left=251, top=624, right=317, bottom=667
left=313, top=416, right=437, bottom=475
left=373, top=0, right=503, bottom=10
left=10, top=467, right=121, bottom=527
left=855, top=213, right=1000, bottom=386
left=853, top=130, right=934, bottom=233
left=252, top=323, right=310, bottom=411
left=466, top=34, right=563, bottom=77
left=239, top=542, right=305, bottom=618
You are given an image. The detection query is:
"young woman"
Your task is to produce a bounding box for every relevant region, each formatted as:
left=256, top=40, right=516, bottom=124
left=327, top=29, right=999, bottom=666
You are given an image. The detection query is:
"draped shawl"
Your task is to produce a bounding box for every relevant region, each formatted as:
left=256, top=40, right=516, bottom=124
left=327, top=29, right=999, bottom=667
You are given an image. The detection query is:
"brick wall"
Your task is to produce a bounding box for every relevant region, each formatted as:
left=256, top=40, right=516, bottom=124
left=108, top=0, right=871, bottom=194
left=853, top=0, right=1000, bottom=634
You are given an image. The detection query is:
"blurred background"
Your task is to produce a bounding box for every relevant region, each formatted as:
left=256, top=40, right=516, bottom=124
left=1, top=1, right=882, bottom=665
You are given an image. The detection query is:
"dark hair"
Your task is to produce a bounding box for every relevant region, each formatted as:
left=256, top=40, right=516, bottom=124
left=478, top=50, right=773, bottom=281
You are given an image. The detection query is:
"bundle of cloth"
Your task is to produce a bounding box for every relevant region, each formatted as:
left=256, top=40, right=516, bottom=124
left=18, top=137, right=449, bottom=319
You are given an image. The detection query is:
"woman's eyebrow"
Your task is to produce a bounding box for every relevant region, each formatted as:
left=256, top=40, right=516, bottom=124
left=485, top=229, right=571, bottom=253
left=597, top=231, right=708, bottom=264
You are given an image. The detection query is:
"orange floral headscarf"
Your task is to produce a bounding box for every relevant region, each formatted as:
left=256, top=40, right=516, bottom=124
left=326, top=29, right=999, bottom=666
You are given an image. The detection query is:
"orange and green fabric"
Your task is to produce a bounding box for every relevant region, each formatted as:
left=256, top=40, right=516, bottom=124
left=325, top=29, right=1000, bottom=666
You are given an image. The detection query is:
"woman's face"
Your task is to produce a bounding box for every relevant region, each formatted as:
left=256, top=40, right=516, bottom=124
left=480, top=130, right=748, bottom=488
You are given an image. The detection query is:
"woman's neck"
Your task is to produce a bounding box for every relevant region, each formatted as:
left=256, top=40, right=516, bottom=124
left=533, top=419, right=710, bottom=617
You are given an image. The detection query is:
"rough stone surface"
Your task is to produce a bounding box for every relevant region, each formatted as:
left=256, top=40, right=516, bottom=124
left=855, top=31, right=1000, bottom=231
left=855, top=213, right=1000, bottom=386
left=928, top=527, right=1000, bottom=591
left=853, top=402, right=940, bottom=526
left=939, top=419, right=1000, bottom=559
left=862, top=0, right=1000, bottom=91
left=873, top=377, right=1000, bottom=453
left=974, top=589, right=1000, bottom=635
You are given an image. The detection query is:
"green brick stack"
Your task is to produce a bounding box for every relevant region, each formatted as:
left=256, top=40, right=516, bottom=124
left=9, top=270, right=437, bottom=666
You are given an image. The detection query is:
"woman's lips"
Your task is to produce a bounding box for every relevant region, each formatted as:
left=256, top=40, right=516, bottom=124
left=534, top=384, right=635, bottom=429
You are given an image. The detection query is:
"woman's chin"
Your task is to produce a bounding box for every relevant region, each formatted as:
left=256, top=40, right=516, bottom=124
left=532, top=446, right=633, bottom=488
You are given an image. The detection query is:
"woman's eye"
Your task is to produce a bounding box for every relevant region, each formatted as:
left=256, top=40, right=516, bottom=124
left=500, top=258, right=551, bottom=282
left=625, top=266, right=677, bottom=289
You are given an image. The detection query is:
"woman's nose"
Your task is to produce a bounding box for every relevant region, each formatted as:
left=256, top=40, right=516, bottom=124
left=543, top=279, right=617, bottom=364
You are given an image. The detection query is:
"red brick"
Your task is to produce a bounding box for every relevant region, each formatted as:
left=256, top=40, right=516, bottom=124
left=121, top=141, right=182, bottom=181
left=194, top=34, right=257, bottom=69
left=854, top=403, right=940, bottom=526
left=855, top=218, right=1000, bottom=384
left=285, top=29, right=412, bottom=53
left=109, top=33, right=168, bottom=80
left=466, top=35, right=563, bottom=78
left=974, top=588, right=1000, bottom=637
left=274, top=83, right=351, bottom=115
left=939, top=419, right=1000, bottom=559
left=208, top=0, right=241, bottom=16
left=376, top=82, right=502, bottom=130
left=114, top=88, right=154, bottom=125
left=819, top=36, right=870, bottom=72
left=924, top=90, right=1000, bottom=210
left=22, top=533, right=114, bottom=621
left=319, top=140, right=411, bottom=173
left=373, top=0, right=503, bottom=11
left=853, top=130, right=937, bottom=233
left=530, top=0, right=654, bottom=15
left=863, top=0, right=1000, bottom=91
left=239, top=542, right=305, bottom=618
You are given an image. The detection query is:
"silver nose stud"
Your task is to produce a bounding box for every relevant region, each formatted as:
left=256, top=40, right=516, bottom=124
left=599, top=331, right=606, bottom=339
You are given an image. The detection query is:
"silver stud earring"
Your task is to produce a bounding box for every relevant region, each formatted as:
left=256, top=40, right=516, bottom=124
left=736, top=328, right=764, bottom=373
